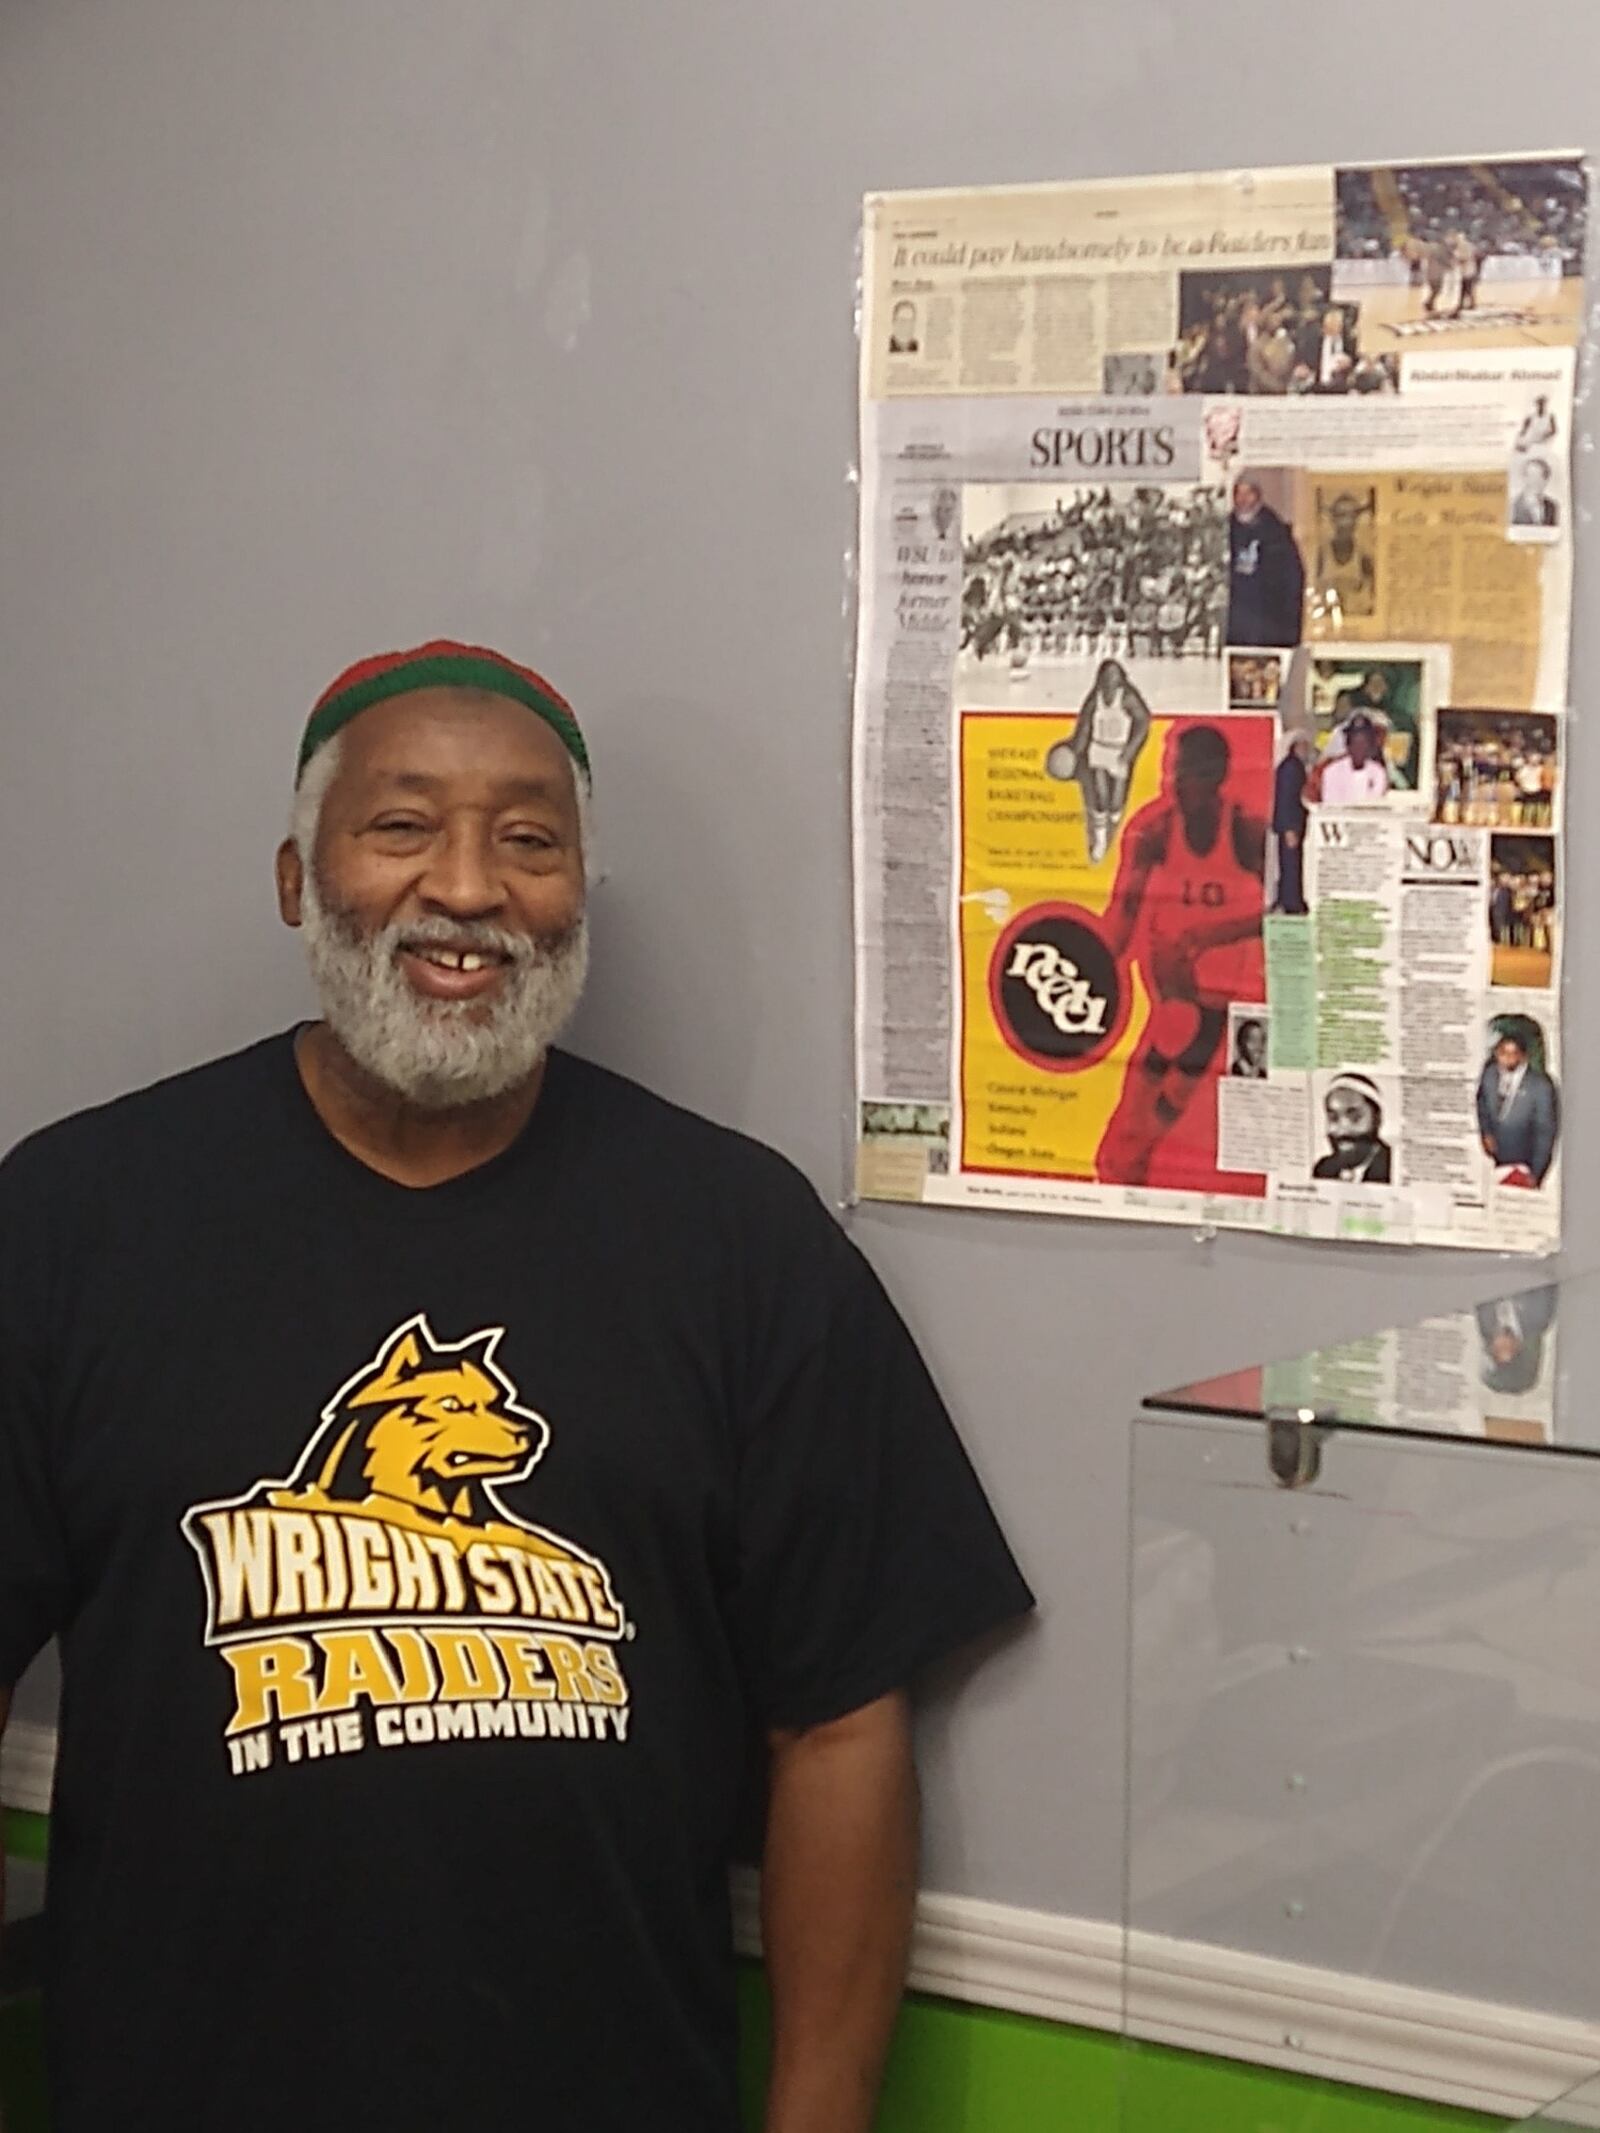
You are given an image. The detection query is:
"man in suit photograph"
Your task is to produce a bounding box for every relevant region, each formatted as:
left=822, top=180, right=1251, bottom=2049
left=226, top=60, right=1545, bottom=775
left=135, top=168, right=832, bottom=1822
left=1476, top=1023, right=1559, bottom=1185
left=888, top=299, right=920, bottom=355
left=1511, top=456, right=1559, bottom=528
left=1271, top=729, right=1311, bottom=915
left=1299, top=306, right=1354, bottom=392
left=1476, top=1285, right=1556, bottom=1399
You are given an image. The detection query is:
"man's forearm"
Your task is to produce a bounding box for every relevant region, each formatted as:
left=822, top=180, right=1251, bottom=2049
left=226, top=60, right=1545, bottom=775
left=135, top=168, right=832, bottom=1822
left=0, top=1685, right=10, bottom=1938
left=761, top=1691, right=919, bottom=2133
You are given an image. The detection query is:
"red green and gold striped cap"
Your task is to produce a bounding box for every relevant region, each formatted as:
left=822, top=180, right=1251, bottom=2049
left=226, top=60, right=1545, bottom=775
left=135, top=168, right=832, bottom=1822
left=297, top=639, right=589, bottom=785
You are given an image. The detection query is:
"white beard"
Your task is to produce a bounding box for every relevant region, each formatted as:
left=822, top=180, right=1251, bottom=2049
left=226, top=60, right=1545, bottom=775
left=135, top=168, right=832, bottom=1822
left=299, top=870, right=589, bottom=1111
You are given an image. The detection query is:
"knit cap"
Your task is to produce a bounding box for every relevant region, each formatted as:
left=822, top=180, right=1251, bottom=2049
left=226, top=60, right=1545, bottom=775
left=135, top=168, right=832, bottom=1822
left=298, top=639, right=588, bottom=784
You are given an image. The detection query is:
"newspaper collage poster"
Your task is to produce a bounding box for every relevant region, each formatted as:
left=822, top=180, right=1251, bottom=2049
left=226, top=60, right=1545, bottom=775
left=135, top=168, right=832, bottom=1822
left=853, top=155, right=1583, bottom=1253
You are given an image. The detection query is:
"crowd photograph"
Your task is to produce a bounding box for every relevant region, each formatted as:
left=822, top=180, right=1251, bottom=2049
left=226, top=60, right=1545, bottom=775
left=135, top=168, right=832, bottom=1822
left=960, top=484, right=1227, bottom=672
left=1172, top=266, right=1391, bottom=395
left=1489, top=835, right=1558, bottom=989
left=1436, top=710, right=1558, bottom=828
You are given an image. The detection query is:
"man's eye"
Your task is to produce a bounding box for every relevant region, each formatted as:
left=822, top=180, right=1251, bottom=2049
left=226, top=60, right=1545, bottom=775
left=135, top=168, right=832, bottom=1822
left=506, top=830, right=555, bottom=850
left=373, top=818, right=430, bottom=835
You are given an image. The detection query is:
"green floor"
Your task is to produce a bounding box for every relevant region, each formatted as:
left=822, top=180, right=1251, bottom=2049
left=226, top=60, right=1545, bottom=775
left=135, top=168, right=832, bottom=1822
left=2, top=1810, right=1505, bottom=2132
left=737, top=1970, right=1499, bottom=2133
left=1, top=1980, right=1501, bottom=2133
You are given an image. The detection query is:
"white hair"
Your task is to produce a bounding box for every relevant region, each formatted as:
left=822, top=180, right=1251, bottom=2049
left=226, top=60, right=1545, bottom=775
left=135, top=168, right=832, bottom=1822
left=298, top=868, right=589, bottom=1108
left=290, top=731, right=346, bottom=859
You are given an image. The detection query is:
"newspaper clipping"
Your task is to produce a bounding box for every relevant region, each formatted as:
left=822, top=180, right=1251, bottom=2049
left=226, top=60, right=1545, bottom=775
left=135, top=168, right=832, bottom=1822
left=854, top=153, right=1582, bottom=1252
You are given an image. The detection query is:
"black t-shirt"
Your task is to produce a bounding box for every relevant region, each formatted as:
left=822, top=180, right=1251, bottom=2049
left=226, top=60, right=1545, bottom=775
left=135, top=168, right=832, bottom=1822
left=0, top=1032, right=1032, bottom=2131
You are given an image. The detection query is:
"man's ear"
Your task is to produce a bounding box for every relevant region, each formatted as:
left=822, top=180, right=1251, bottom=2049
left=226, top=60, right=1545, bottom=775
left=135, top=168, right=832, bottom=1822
left=275, top=839, right=305, bottom=929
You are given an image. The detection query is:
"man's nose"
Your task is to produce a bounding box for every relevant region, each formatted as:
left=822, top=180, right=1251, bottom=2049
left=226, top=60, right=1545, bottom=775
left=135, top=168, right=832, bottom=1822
left=418, top=824, right=506, bottom=915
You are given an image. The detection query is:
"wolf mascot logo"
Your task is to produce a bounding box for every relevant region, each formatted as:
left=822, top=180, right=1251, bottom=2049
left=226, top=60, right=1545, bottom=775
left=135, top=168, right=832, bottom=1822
left=183, top=1313, right=626, bottom=1645
left=268, top=1314, right=574, bottom=1559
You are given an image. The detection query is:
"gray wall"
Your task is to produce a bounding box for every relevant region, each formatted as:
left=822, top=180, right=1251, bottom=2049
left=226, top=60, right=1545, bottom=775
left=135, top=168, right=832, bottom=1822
left=2, top=0, right=1594, bottom=1934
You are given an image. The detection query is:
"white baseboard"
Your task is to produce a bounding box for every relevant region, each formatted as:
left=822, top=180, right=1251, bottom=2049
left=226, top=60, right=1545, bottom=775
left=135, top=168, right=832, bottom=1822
left=731, top=1870, right=1600, bottom=2120
left=6, top=1720, right=1593, bottom=2119
left=0, top=1718, right=54, bottom=1818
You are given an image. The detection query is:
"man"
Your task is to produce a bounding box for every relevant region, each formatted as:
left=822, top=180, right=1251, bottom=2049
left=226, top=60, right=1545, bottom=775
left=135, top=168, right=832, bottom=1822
left=1313, top=491, right=1376, bottom=619
left=1516, top=396, right=1559, bottom=453
left=1490, top=870, right=1515, bottom=946
left=1512, top=456, right=1559, bottom=527
left=1477, top=1284, right=1557, bottom=1398
left=1250, top=323, right=1297, bottom=394
left=1313, top=1073, right=1393, bottom=1183
left=1451, top=230, right=1482, bottom=314
left=1344, top=666, right=1418, bottom=790
left=1095, top=724, right=1266, bottom=1186
left=1044, top=657, right=1152, bottom=867
left=1475, top=1024, right=1559, bottom=1185
left=0, top=641, right=1033, bottom=2133
left=1316, top=712, right=1390, bottom=804
left=1194, top=316, right=1243, bottom=394
left=1229, top=1018, right=1268, bottom=1078
left=1516, top=747, right=1548, bottom=826
left=1300, top=307, right=1353, bottom=392
left=1227, top=476, right=1305, bottom=649
left=1349, top=354, right=1394, bottom=395
left=1420, top=237, right=1452, bottom=315
left=1272, top=731, right=1311, bottom=915
left=931, top=486, right=959, bottom=541
left=887, top=299, right=919, bottom=355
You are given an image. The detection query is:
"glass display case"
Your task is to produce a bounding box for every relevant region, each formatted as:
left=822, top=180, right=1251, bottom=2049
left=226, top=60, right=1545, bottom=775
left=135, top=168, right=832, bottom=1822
left=1122, top=1275, right=1600, bottom=2131
left=1522, top=2071, right=1600, bottom=2128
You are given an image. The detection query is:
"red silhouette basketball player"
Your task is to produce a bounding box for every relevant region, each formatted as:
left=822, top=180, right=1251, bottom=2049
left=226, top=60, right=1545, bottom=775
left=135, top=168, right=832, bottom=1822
left=1096, top=724, right=1266, bottom=1186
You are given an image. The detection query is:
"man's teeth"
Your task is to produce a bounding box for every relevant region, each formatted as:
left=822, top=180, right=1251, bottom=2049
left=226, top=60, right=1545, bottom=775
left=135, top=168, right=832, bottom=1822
left=413, top=948, right=499, bottom=972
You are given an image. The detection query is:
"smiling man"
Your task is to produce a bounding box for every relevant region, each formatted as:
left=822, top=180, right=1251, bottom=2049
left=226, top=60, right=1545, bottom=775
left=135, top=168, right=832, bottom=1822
left=0, top=640, right=1032, bottom=2133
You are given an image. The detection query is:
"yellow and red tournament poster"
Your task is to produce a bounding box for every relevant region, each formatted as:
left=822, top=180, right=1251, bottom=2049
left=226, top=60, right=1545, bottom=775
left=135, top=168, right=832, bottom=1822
left=958, top=705, right=1275, bottom=1213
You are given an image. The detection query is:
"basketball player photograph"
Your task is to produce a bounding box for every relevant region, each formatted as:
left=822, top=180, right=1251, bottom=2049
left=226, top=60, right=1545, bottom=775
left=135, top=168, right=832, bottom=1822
left=1094, top=724, right=1267, bottom=1188
left=1312, top=489, right=1376, bottom=620
left=1044, top=659, right=1153, bottom=865
left=1516, top=396, right=1559, bottom=453
left=1336, top=157, right=1586, bottom=349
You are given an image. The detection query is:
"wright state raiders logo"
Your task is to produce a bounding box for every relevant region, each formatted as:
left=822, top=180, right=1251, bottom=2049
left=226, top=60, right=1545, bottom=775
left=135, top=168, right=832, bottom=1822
left=181, top=1316, right=631, bottom=1780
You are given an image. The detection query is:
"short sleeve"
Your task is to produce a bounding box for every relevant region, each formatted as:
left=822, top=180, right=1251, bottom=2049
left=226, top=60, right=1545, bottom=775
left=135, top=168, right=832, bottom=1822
left=735, top=1208, right=1033, bottom=1730
left=0, top=1147, right=75, bottom=1687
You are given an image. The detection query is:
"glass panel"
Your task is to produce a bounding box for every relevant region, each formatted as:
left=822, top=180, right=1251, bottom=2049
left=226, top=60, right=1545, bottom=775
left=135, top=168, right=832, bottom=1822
left=1519, top=2069, right=1600, bottom=2127
left=1146, top=1274, right=1589, bottom=1453
left=1123, top=1405, right=1600, bottom=2131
